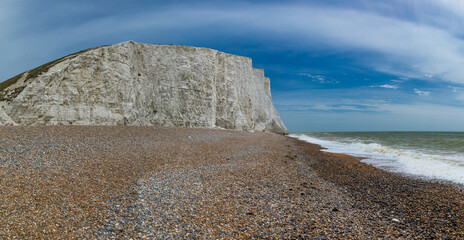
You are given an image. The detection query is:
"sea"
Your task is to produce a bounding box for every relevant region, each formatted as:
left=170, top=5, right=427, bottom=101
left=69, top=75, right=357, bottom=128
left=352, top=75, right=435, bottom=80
left=290, top=132, right=464, bottom=186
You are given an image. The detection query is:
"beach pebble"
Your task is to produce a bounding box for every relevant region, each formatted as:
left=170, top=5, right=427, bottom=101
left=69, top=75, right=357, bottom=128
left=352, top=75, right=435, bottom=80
left=1, top=126, right=463, bottom=239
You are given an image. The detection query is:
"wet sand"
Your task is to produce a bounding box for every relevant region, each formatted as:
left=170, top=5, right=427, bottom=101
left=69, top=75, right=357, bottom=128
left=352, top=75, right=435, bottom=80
left=0, top=126, right=463, bottom=239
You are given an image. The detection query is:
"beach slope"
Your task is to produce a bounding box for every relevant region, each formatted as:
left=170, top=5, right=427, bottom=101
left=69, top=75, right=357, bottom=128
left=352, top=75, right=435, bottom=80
left=0, top=126, right=462, bottom=238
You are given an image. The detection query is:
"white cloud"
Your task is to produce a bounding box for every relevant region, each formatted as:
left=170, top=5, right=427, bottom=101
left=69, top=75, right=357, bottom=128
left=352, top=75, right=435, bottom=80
left=283, top=7, right=464, bottom=84
left=446, top=85, right=464, bottom=102
left=379, top=84, right=399, bottom=89
left=414, top=88, right=431, bottom=96
left=434, top=0, right=464, bottom=18
left=3, top=1, right=464, bottom=87
left=280, top=100, right=464, bottom=132
left=118, top=3, right=464, bottom=85
left=390, top=79, right=404, bottom=83
left=299, top=73, right=339, bottom=84
left=278, top=103, right=373, bottom=112
left=232, top=3, right=464, bottom=85
left=448, top=85, right=464, bottom=93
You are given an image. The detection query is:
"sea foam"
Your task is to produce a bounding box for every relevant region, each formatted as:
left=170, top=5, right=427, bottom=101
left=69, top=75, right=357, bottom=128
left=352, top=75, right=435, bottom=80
left=290, top=134, right=464, bottom=185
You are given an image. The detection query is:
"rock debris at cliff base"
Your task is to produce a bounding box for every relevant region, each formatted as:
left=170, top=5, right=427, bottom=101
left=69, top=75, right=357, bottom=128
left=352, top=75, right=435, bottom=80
left=0, top=126, right=463, bottom=239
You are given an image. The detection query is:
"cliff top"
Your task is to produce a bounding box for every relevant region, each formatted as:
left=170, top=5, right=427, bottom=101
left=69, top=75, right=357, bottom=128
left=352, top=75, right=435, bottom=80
left=1, top=41, right=254, bottom=95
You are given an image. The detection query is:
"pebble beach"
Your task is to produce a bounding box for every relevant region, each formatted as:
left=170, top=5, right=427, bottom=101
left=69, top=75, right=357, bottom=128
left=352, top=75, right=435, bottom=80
left=0, top=126, right=463, bottom=239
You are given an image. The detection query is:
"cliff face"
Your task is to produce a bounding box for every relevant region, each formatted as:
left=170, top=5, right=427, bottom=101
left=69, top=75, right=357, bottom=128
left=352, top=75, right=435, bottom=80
left=0, top=41, right=287, bottom=134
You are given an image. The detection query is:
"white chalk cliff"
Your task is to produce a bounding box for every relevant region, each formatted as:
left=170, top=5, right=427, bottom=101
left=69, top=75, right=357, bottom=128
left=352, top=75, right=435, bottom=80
left=0, top=41, right=287, bottom=134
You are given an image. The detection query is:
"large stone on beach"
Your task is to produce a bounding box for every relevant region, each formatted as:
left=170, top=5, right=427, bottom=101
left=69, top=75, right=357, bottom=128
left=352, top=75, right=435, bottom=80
left=0, top=41, right=287, bottom=134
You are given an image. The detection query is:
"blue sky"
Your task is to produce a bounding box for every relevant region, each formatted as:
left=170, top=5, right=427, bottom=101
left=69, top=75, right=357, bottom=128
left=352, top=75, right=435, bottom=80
left=1, top=0, right=464, bottom=132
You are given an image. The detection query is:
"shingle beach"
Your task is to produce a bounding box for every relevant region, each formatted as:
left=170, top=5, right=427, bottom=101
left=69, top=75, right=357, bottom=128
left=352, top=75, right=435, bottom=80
left=0, top=126, right=463, bottom=239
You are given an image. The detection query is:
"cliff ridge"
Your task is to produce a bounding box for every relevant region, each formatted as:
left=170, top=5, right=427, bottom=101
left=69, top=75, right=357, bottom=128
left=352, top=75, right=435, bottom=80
left=0, top=41, right=287, bottom=134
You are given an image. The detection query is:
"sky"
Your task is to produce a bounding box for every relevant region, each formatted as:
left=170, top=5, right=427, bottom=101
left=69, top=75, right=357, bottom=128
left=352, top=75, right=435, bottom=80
left=1, top=0, right=464, bottom=132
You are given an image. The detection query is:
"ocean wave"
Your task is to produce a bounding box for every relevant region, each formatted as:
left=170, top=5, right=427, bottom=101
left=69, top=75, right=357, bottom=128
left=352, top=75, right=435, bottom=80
left=290, top=134, right=464, bottom=185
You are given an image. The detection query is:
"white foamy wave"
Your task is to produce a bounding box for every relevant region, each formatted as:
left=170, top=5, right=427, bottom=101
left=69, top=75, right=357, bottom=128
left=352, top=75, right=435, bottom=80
left=290, top=134, right=464, bottom=185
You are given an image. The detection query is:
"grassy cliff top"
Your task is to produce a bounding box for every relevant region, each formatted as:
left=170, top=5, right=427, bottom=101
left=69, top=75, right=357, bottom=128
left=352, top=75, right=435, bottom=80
left=0, top=46, right=106, bottom=93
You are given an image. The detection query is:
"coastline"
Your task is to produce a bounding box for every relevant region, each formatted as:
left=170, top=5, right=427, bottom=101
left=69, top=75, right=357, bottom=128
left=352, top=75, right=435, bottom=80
left=293, top=138, right=464, bottom=238
left=0, top=126, right=463, bottom=238
left=290, top=132, right=464, bottom=186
